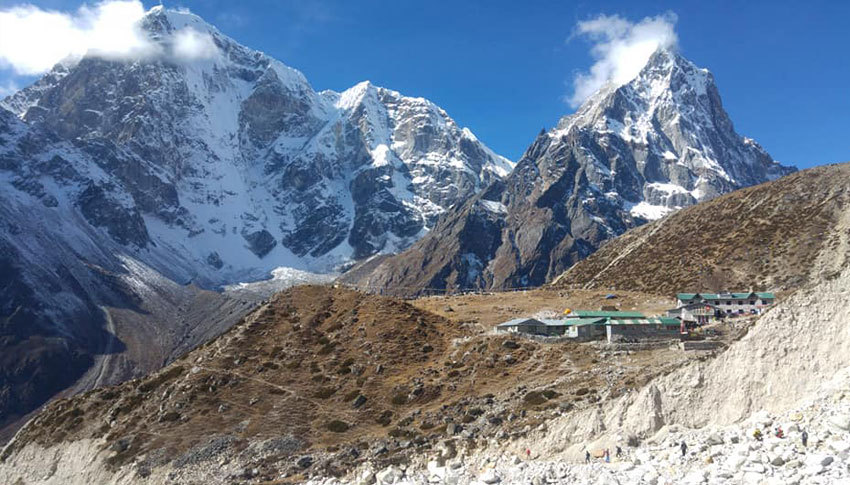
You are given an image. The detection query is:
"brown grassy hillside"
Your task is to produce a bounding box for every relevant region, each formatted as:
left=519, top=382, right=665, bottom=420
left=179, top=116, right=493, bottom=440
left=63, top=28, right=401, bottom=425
left=553, top=163, right=850, bottom=295
left=3, top=286, right=713, bottom=481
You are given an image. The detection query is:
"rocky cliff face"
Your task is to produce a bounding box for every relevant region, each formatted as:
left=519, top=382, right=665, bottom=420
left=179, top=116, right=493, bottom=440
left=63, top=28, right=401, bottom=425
left=343, top=49, right=795, bottom=292
left=0, top=6, right=509, bottom=438
left=1, top=7, right=511, bottom=283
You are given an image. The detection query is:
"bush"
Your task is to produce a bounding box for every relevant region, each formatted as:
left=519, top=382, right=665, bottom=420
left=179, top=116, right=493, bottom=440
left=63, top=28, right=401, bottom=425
left=326, top=420, right=349, bottom=433
left=523, top=391, right=548, bottom=406
left=313, top=387, right=336, bottom=399
left=376, top=410, right=393, bottom=426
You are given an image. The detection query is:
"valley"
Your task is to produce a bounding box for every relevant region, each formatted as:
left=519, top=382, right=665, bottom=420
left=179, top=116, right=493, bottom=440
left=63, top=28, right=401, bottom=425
left=0, top=3, right=847, bottom=485
left=0, top=285, right=751, bottom=483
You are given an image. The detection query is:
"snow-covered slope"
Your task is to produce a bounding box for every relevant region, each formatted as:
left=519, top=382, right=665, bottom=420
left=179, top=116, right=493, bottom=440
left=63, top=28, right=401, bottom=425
left=1, top=6, right=511, bottom=284
left=343, top=48, right=795, bottom=292
left=0, top=6, right=510, bottom=438
left=552, top=48, right=790, bottom=220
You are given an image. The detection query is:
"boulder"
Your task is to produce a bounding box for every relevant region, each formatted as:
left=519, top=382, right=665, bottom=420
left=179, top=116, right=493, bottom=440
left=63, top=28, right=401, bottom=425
left=353, top=395, right=368, bottom=408
left=705, top=433, right=724, bottom=446
left=830, top=440, right=850, bottom=453
left=741, top=464, right=765, bottom=474
left=805, top=454, right=834, bottom=467
left=479, top=469, right=500, bottom=484
left=376, top=465, right=403, bottom=484
left=242, top=229, right=277, bottom=258
left=829, top=414, right=850, bottom=431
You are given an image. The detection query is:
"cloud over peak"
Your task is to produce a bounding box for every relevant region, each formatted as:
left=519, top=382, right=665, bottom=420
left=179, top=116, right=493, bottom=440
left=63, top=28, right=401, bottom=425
left=568, top=12, right=678, bottom=108
left=0, top=1, right=219, bottom=76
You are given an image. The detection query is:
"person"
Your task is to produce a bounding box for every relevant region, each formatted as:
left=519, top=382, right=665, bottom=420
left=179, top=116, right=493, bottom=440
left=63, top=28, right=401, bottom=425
left=616, top=446, right=623, bottom=458
left=604, top=448, right=610, bottom=463
left=585, top=450, right=591, bottom=464
left=680, top=441, right=688, bottom=457
left=802, top=430, right=809, bottom=447
left=753, top=429, right=763, bottom=441
left=776, top=426, right=784, bottom=439
left=526, top=448, right=531, bottom=459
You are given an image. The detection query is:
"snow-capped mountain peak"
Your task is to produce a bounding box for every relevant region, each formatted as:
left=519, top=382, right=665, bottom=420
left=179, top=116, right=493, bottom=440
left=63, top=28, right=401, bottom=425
left=0, top=7, right=513, bottom=285
left=344, top=49, right=794, bottom=293
left=551, top=47, right=792, bottom=221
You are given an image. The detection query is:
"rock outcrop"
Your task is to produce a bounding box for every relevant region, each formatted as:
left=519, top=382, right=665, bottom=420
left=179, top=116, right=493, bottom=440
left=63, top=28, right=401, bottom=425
left=0, top=6, right=510, bottom=436
left=341, top=49, right=794, bottom=293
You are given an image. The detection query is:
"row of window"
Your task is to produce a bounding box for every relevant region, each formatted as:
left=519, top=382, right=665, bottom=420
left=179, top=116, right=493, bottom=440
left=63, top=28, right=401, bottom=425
left=720, top=300, right=770, bottom=306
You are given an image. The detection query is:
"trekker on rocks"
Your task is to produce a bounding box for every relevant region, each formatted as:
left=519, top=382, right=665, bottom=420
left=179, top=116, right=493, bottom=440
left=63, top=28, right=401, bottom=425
left=604, top=448, right=610, bottom=463
left=802, top=429, right=809, bottom=447
left=616, top=446, right=623, bottom=459
left=753, top=428, right=763, bottom=441
left=585, top=450, right=591, bottom=464
left=680, top=441, right=688, bottom=458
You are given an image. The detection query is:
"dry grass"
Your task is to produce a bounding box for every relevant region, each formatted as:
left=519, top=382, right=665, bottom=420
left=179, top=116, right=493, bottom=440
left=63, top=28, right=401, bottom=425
left=554, top=164, right=850, bottom=295
left=7, top=285, right=739, bottom=479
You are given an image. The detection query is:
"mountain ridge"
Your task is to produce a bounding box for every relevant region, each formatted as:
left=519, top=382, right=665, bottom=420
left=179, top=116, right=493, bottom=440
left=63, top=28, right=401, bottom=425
left=553, top=162, right=850, bottom=294
left=340, top=48, right=795, bottom=293
left=0, top=5, right=510, bottom=440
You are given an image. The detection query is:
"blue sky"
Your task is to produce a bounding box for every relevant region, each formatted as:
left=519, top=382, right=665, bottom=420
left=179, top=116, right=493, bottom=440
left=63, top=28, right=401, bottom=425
left=0, top=0, right=847, bottom=169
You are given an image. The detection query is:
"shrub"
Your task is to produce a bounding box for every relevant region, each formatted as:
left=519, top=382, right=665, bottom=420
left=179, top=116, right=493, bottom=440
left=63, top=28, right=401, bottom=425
left=326, top=420, right=349, bottom=433
left=523, top=391, right=548, bottom=406
left=313, top=387, right=336, bottom=399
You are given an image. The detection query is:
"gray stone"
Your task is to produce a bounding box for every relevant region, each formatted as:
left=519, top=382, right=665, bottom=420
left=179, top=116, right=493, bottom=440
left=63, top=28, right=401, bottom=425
left=705, top=433, right=724, bottom=446
left=830, top=414, right=850, bottom=431
left=479, top=469, right=500, bottom=484
left=242, top=229, right=277, bottom=258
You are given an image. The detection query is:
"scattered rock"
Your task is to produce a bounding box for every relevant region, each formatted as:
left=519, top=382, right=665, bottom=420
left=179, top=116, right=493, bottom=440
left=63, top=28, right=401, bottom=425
left=479, top=469, right=500, bottom=484
left=829, top=414, right=850, bottom=431
left=376, top=465, right=403, bottom=484
left=705, top=433, right=723, bottom=445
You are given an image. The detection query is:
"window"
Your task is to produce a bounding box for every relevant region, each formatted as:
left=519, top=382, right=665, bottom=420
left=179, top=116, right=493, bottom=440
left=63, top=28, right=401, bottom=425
left=750, top=301, right=756, bottom=306
left=726, top=301, right=731, bottom=305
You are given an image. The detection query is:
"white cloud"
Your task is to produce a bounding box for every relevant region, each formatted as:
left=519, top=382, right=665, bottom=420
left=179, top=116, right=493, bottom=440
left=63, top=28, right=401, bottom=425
left=0, top=1, right=219, bottom=76
left=172, top=27, right=219, bottom=61
left=568, top=12, right=678, bottom=108
left=0, top=80, right=19, bottom=98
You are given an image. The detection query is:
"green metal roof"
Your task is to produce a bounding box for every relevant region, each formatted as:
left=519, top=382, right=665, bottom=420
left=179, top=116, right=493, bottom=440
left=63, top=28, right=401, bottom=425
left=563, top=317, right=609, bottom=327
left=570, top=310, right=646, bottom=319
left=607, top=317, right=681, bottom=327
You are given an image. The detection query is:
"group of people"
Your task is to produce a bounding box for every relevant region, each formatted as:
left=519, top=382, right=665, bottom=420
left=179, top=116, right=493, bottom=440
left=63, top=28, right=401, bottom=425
left=582, top=427, right=810, bottom=467
left=584, top=446, right=624, bottom=464
left=753, top=425, right=808, bottom=447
